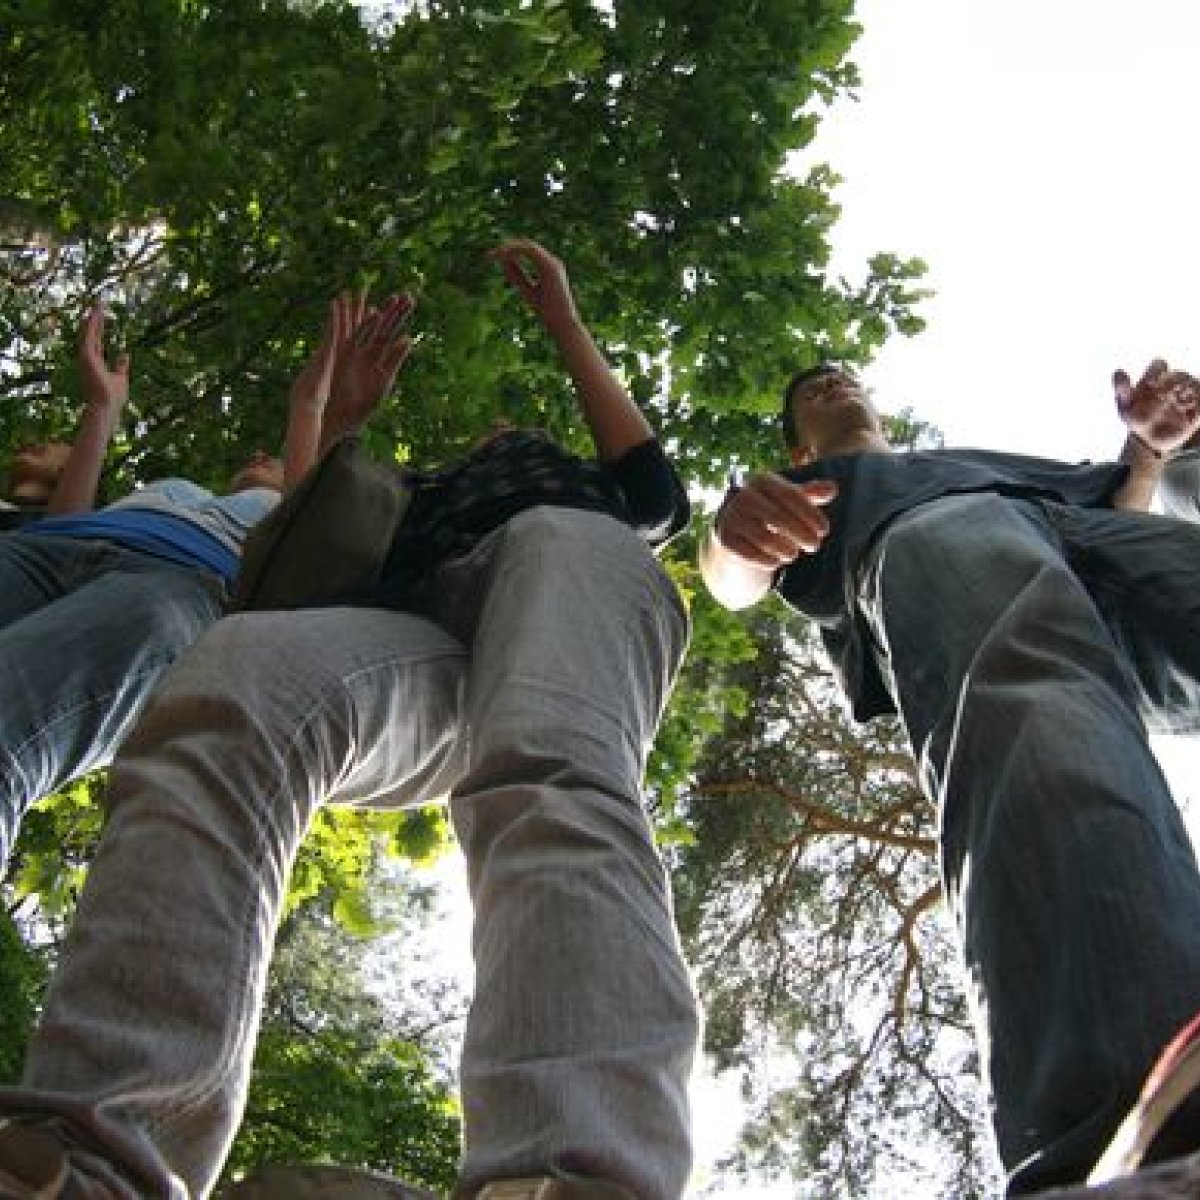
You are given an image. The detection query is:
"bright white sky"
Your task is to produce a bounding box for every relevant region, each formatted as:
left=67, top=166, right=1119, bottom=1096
left=816, top=0, right=1199, bottom=466
left=418, top=4, right=1200, bottom=1197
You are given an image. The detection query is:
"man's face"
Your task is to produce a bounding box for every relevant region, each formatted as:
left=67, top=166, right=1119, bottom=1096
left=229, top=450, right=284, bottom=494
left=7, top=441, right=72, bottom=501
left=788, top=370, right=879, bottom=457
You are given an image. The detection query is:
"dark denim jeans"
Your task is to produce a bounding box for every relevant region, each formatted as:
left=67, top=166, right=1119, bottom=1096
left=0, top=532, right=224, bottom=868
left=860, top=493, right=1200, bottom=1193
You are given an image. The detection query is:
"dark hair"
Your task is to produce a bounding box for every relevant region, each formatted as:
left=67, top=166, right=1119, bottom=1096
left=780, top=363, right=843, bottom=448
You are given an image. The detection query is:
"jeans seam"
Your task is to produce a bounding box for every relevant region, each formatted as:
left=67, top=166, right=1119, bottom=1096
left=139, top=695, right=332, bottom=1133
left=2, top=653, right=193, bottom=817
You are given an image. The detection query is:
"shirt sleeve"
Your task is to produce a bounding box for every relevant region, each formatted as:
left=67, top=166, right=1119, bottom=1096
left=1160, top=448, right=1200, bottom=522
left=106, top=478, right=211, bottom=513
left=773, top=549, right=827, bottom=608
left=604, top=438, right=692, bottom=546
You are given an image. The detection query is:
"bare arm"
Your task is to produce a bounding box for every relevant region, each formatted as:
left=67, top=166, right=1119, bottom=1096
left=282, top=295, right=355, bottom=491
left=48, top=306, right=128, bottom=514
left=1112, top=360, right=1200, bottom=511
left=1113, top=431, right=1163, bottom=512
left=491, top=239, right=652, bottom=461
left=699, top=472, right=838, bottom=609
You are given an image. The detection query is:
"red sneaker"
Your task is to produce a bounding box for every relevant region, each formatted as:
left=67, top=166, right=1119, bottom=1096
left=1090, top=1010, right=1200, bottom=1185
left=1031, top=1011, right=1200, bottom=1196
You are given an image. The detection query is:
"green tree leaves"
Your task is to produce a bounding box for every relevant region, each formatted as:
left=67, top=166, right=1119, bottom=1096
left=1, top=0, right=940, bottom=1191
left=226, top=890, right=462, bottom=1191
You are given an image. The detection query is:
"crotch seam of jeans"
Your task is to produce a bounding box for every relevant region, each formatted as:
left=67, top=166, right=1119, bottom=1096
left=336, top=643, right=468, bottom=694
left=469, top=562, right=685, bottom=620
left=457, top=505, right=679, bottom=572
left=92, top=554, right=224, bottom=590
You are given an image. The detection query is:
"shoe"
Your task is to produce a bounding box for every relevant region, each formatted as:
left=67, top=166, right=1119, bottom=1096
left=0, top=1121, right=72, bottom=1198
left=219, top=1169, right=636, bottom=1200
left=0, top=1118, right=131, bottom=1200
left=1088, top=1011, right=1200, bottom=1185
left=477, top=1180, right=635, bottom=1199
left=0, top=1118, right=146, bottom=1200
left=1029, top=1010, right=1200, bottom=1197
left=218, top=1165, right=436, bottom=1198
left=1029, top=1150, right=1200, bottom=1196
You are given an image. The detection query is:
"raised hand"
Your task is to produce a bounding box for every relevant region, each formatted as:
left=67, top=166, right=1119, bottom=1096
left=77, top=304, right=130, bottom=416
left=487, top=237, right=654, bottom=459
left=321, top=292, right=416, bottom=450
left=282, top=294, right=361, bottom=490
left=489, top=239, right=579, bottom=335
left=1114, top=359, right=1200, bottom=457
left=48, top=306, right=129, bottom=514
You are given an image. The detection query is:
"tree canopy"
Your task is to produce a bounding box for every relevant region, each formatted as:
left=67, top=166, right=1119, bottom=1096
left=2, top=0, right=925, bottom=480
left=673, top=604, right=1001, bottom=1198
left=226, top=884, right=463, bottom=1191
left=0, top=1, right=967, bottom=1194
left=3, top=0, right=927, bottom=905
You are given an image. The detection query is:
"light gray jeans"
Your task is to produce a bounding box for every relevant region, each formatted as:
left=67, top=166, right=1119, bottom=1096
left=0, top=507, right=698, bottom=1200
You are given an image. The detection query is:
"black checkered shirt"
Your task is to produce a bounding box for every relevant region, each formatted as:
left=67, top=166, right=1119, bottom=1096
left=375, top=429, right=689, bottom=601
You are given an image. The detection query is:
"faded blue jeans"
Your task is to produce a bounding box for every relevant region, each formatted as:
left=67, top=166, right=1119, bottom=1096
left=0, top=507, right=698, bottom=1200
left=860, top=493, right=1200, bottom=1194
left=0, top=532, right=225, bottom=867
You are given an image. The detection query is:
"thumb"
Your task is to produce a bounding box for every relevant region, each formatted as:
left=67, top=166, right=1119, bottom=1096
left=497, top=256, right=535, bottom=299
left=801, top=478, right=839, bottom=504
left=1113, top=369, right=1132, bottom=415
left=383, top=334, right=413, bottom=377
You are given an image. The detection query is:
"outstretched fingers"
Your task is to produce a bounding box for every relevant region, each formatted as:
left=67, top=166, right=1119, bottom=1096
left=1115, top=357, right=1200, bottom=454
left=1113, top=368, right=1133, bottom=417
left=349, top=293, right=412, bottom=343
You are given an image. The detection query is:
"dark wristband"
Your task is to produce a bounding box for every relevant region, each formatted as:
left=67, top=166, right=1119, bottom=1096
left=1129, top=430, right=1164, bottom=460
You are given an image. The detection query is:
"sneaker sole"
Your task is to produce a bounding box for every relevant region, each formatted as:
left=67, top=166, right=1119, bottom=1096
left=217, top=1165, right=437, bottom=1199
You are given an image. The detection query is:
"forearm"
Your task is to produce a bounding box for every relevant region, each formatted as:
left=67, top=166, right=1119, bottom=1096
left=699, top=521, right=775, bottom=610
left=47, top=405, right=120, bottom=514
left=1112, top=431, right=1164, bottom=511
left=547, top=315, right=653, bottom=461
left=282, top=401, right=324, bottom=492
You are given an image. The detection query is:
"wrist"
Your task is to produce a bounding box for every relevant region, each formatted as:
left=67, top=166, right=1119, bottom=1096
left=83, top=396, right=125, bottom=424
left=1128, top=429, right=1165, bottom=461
left=543, top=310, right=585, bottom=340
left=318, top=406, right=363, bottom=447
